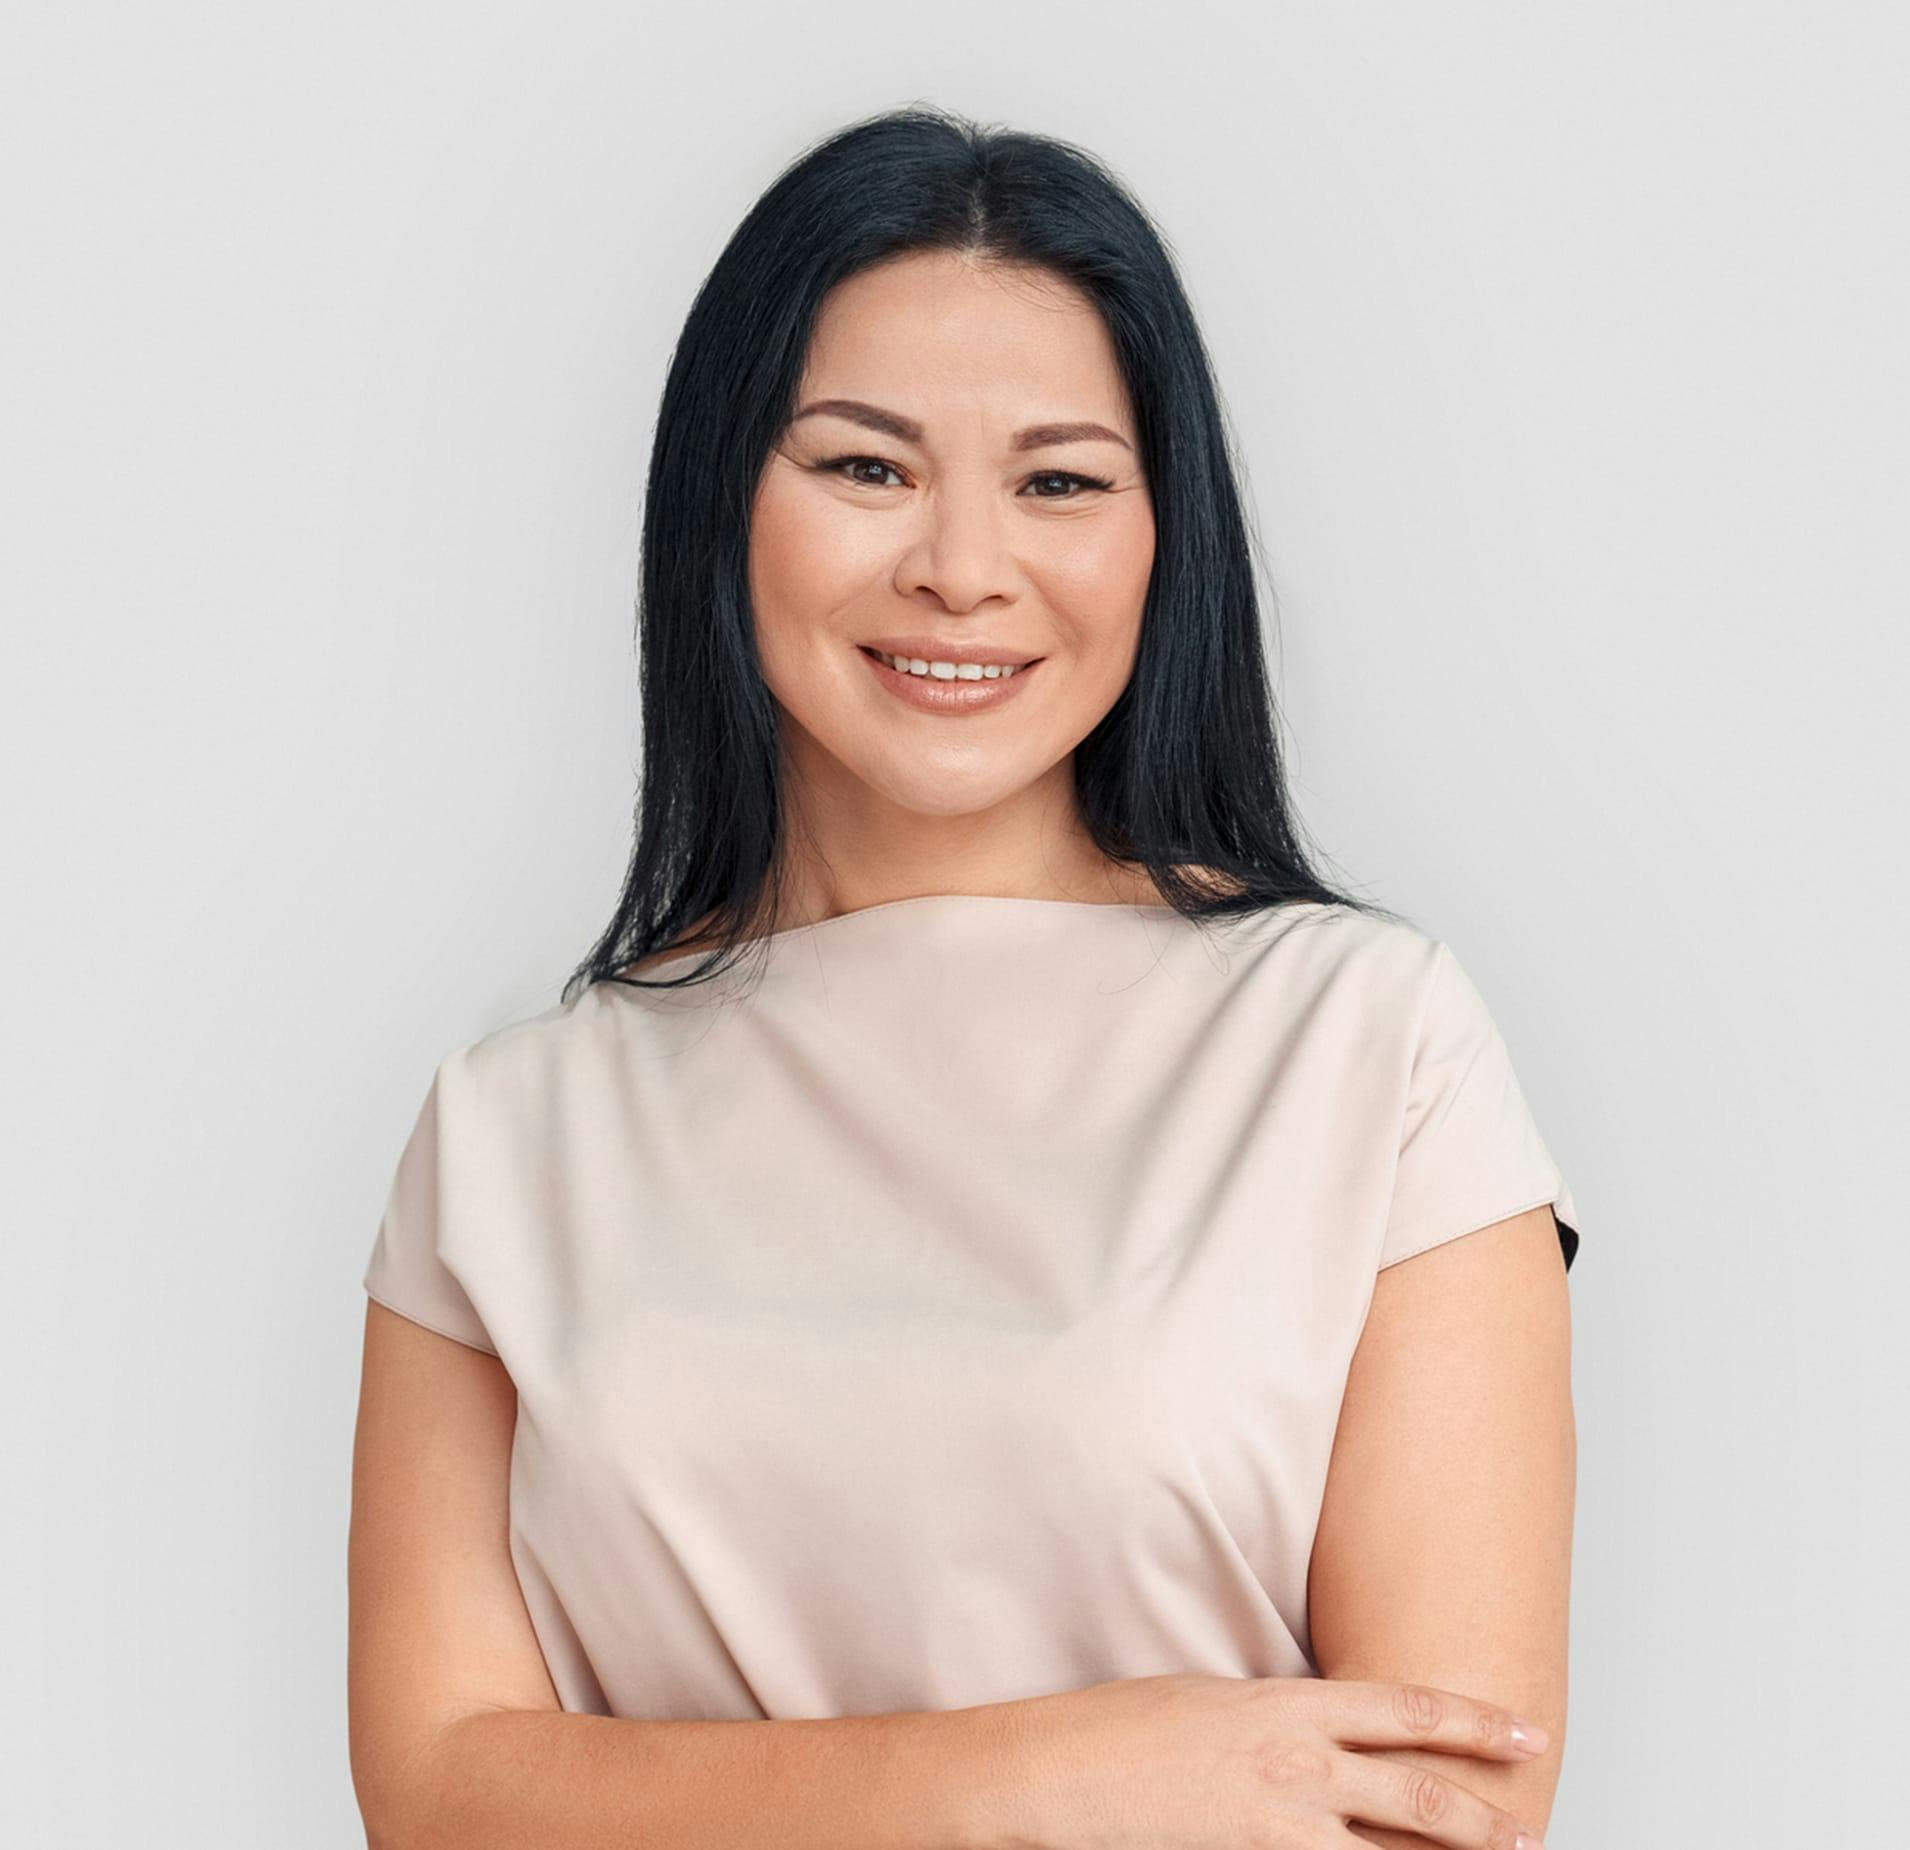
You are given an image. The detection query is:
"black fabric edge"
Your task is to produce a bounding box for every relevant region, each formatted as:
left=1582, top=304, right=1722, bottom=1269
left=1552, top=1206, right=1580, bottom=1274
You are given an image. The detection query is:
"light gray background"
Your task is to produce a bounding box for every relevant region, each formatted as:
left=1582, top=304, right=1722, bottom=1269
left=4, top=3, right=1904, bottom=1843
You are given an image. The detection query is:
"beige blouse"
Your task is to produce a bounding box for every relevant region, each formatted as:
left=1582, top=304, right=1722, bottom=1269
left=362, top=894, right=1579, bottom=1719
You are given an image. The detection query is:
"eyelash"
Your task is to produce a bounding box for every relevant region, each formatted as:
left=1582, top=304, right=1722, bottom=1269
left=812, top=454, right=1116, bottom=499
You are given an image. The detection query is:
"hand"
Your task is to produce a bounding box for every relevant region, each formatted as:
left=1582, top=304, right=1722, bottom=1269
left=993, top=1670, right=1549, bottom=1849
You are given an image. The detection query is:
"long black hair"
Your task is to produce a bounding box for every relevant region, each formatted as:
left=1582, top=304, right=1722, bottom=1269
left=562, top=103, right=1400, bottom=1002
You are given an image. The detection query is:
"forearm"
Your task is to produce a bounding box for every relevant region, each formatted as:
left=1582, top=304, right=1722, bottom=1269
left=381, top=1698, right=1028, bottom=1850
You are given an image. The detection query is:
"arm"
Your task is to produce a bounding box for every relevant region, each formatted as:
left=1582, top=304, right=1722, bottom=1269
left=1308, top=1204, right=1576, bottom=1845
left=348, top=1302, right=1016, bottom=1850
left=383, top=1704, right=1019, bottom=1850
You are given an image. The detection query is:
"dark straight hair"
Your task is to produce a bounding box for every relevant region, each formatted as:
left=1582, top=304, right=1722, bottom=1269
left=562, top=103, right=1400, bottom=1003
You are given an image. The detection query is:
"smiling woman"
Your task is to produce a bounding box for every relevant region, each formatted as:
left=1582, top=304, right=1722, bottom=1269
left=748, top=251, right=1159, bottom=787
left=349, top=102, right=1580, bottom=1850
left=539, top=105, right=1379, bottom=973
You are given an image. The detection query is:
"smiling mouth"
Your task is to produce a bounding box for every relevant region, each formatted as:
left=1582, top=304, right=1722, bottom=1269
left=857, top=645, right=1045, bottom=680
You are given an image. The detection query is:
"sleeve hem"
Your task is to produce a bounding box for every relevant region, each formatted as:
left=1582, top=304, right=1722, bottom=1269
left=363, top=1284, right=501, bottom=1357
left=1378, top=1188, right=1568, bottom=1271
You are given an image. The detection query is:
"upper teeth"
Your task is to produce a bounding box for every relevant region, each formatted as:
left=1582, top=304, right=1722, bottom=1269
left=872, top=650, right=1026, bottom=680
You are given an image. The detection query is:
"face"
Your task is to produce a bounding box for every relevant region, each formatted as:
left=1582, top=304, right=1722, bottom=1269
left=748, top=250, right=1155, bottom=828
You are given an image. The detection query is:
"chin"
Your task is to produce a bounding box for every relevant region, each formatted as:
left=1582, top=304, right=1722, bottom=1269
left=848, top=758, right=1034, bottom=818
left=873, top=783, right=1022, bottom=820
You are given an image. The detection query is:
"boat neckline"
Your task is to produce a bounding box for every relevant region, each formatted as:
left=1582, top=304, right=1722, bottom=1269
left=609, top=892, right=1197, bottom=978
left=603, top=893, right=1335, bottom=982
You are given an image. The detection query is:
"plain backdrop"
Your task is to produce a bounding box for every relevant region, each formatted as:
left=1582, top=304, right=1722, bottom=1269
left=3, top=3, right=1905, bottom=1843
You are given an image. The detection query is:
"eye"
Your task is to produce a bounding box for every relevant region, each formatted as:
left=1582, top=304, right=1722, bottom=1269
left=812, top=455, right=1116, bottom=499
left=1022, top=469, right=1116, bottom=499
left=820, top=455, right=908, bottom=489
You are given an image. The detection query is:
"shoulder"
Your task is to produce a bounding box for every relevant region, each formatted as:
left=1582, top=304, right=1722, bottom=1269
left=426, top=989, right=618, bottom=1128
left=612, top=907, right=735, bottom=978
left=1125, top=899, right=1444, bottom=1069
left=1204, top=897, right=1439, bottom=989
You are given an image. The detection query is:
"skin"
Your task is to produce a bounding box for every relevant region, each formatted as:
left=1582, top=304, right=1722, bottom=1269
left=1311, top=1202, right=1574, bottom=1844
left=744, top=247, right=1166, bottom=923
left=350, top=246, right=1572, bottom=1847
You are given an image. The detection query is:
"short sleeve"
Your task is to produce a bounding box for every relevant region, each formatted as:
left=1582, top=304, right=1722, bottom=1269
left=361, top=1057, right=501, bottom=1354
left=1378, top=942, right=1581, bottom=1274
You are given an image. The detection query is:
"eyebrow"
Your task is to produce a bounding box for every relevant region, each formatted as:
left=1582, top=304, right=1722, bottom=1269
left=790, top=398, right=1134, bottom=454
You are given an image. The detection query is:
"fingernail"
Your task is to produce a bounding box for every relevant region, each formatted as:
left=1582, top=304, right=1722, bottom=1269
left=1514, top=1836, right=1545, bottom=1850
left=1508, top=1718, right=1550, bottom=1755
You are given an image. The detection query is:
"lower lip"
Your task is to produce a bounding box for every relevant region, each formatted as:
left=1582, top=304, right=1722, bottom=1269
left=857, top=647, right=1044, bottom=714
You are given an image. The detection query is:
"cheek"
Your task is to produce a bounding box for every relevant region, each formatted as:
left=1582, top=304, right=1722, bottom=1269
left=1048, top=507, right=1156, bottom=670
left=747, top=480, right=811, bottom=629
left=747, top=480, right=826, bottom=688
left=746, top=476, right=879, bottom=727
left=748, top=472, right=882, bottom=629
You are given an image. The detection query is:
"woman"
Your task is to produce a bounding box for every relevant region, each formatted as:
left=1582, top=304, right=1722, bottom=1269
left=349, top=105, right=1579, bottom=1849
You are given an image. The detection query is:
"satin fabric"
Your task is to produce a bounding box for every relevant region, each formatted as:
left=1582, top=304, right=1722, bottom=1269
left=363, top=895, right=1579, bottom=1719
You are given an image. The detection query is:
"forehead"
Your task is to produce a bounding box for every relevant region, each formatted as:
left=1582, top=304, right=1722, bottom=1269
left=799, top=251, right=1130, bottom=427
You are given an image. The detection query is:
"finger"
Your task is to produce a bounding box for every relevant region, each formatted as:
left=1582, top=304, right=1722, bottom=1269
left=1306, top=1678, right=1548, bottom=1761
left=1334, top=1749, right=1546, bottom=1849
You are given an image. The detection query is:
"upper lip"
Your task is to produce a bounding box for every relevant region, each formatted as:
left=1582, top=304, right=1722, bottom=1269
left=860, top=635, right=1044, bottom=667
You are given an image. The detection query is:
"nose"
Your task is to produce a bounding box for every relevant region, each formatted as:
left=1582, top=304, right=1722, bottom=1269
left=892, top=478, right=1017, bottom=614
